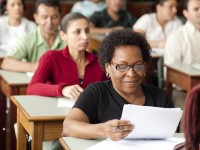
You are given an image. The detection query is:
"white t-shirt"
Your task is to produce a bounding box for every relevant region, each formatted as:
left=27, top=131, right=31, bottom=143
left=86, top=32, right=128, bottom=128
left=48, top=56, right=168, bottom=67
left=0, top=16, right=36, bottom=52
left=71, top=0, right=107, bottom=18
left=133, top=13, right=182, bottom=41
left=164, top=21, right=200, bottom=64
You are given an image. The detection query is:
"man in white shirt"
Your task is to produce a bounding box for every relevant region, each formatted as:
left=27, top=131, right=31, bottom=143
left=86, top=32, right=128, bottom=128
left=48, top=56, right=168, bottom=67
left=164, top=0, right=200, bottom=64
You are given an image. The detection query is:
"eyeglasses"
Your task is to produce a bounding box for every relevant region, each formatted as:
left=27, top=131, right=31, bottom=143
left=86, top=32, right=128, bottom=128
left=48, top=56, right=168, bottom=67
left=111, top=61, right=146, bottom=72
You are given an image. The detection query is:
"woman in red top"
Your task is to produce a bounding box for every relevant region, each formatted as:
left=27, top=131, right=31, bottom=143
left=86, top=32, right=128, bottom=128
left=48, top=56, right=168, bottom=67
left=27, top=12, right=107, bottom=100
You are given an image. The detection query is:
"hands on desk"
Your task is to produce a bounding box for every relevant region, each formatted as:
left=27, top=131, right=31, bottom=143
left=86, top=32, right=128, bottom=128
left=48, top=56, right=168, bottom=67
left=62, top=84, right=84, bottom=101
left=103, top=119, right=134, bottom=141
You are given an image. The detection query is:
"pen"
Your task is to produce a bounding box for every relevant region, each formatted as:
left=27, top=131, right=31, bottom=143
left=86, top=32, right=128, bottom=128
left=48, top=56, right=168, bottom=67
left=114, top=125, right=120, bottom=132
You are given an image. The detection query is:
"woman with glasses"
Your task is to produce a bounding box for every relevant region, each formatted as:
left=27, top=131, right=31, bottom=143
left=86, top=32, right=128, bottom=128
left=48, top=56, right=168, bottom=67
left=62, top=29, right=174, bottom=141
left=27, top=12, right=107, bottom=100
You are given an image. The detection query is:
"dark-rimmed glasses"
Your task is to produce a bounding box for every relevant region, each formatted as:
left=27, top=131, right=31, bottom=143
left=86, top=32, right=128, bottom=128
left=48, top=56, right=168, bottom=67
left=111, top=61, right=146, bottom=72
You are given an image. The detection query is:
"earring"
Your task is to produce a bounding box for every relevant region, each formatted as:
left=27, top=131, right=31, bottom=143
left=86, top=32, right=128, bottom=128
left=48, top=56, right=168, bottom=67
left=106, top=72, right=110, bottom=78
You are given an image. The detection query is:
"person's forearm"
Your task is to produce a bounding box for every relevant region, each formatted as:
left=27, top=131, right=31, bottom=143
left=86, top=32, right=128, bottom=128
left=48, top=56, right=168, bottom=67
left=62, top=119, right=105, bottom=139
left=1, top=56, right=36, bottom=72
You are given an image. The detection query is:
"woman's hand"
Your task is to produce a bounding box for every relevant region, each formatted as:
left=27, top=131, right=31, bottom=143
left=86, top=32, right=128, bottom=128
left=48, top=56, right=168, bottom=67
left=102, top=119, right=134, bottom=141
left=62, top=85, right=84, bottom=101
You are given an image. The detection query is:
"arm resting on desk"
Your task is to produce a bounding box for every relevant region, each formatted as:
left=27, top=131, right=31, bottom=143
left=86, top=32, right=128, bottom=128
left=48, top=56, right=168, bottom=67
left=1, top=56, right=38, bottom=72
left=62, top=108, right=133, bottom=141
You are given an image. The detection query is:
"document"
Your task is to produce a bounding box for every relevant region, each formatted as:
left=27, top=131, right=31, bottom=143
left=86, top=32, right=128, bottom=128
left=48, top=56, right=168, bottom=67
left=26, top=72, right=34, bottom=77
left=57, top=97, right=75, bottom=107
left=121, top=104, right=183, bottom=139
left=86, top=137, right=185, bottom=150
left=192, top=63, right=200, bottom=70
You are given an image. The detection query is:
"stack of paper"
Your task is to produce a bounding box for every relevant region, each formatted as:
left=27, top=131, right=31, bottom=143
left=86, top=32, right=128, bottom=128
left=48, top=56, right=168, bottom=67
left=121, top=104, right=183, bottom=139
left=87, top=137, right=185, bottom=150
left=86, top=104, right=184, bottom=150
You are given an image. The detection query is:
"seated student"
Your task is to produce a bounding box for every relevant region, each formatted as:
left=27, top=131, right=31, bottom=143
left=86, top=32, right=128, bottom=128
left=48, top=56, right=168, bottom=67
left=164, top=0, right=200, bottom=65
left=0, top=0, right=36, bottom=52
left=1, top=0, right=66, bottom=72
left=71, top=0, right=107, bottom=18
left=133, top=0, right=182, bottom=49
left=174, top=86, right=200, bottom=150
left=89, top=0, right=136, bottom=35
left=27, top=12, right=107, bottom=100
left=183, top=84, right=200, bottom=150
left=62, top=29, right=174, bottom=140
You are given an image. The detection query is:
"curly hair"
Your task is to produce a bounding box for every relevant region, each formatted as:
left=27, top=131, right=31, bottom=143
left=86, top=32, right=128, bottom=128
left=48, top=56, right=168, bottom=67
left=98, top=29, right=151, bottom=71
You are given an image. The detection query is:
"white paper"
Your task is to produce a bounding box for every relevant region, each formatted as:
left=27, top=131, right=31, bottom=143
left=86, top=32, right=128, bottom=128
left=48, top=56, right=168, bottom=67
left=26, top=72, right=34, bottom=77
left=192, top=63, right=200, bottom=70
left=121, top=105, right=183, bottom=139
left=57, top=97, right=75, bottom=107
left=86, top=137, right=185, bottom=150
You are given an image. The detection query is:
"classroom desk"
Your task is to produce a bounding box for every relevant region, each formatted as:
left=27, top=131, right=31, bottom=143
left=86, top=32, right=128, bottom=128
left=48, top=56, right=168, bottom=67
left=0, top=70, right=31, bottom=150
left=10, top=95, right=71, bottom=150
left=165, top=63, right=200, bottom=97
left=59, top=133, right=184, bottom=150
left=87, top=34, right=104, bottom=53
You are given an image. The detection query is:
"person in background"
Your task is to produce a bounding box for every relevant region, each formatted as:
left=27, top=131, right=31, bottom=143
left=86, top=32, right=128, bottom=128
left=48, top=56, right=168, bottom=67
left=133, top=0, right=182, bottom=49
left=27, top=12, right=107, bottom=100
left=71, top=0, right=107, bottom=18
left=89, top=0, right=136, bottom=35
left=0, top=0, right=36, bottom=52
left=164, top=0, right=200, bottom=64
left=62, top=29, right=174, bottom=140
left=1, top=0, right=66, bottom=72
left=183, top=84, right=200, bottom=150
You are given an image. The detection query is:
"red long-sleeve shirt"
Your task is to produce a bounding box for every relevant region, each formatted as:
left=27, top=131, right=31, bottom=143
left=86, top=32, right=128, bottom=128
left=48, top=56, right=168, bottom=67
left=27, top=46, right=107, bottom=97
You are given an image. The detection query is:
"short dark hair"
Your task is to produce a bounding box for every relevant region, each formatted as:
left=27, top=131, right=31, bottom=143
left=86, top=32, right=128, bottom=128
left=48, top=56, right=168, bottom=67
left=60, top=12, right=89, bottom=33
left=98, top=29, right=151, bottom=71
left=0, top=0, right=26, bottom=15
left=34, top=0, right=61, bottom=14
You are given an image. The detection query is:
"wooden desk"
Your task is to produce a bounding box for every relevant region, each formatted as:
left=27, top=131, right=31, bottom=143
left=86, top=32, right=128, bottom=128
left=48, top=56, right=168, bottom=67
left=0, top=70, right=31, bottom=150
left=165, top=63, right=200, bottom=97
left=88, top=34, right=104, bottom=53
left=10, top=95, right=71, bottom=150
left=59, top=133, right=183, bottom=150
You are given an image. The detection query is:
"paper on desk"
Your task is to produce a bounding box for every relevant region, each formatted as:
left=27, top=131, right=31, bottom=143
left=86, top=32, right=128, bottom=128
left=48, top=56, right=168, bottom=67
left=192, top=63, right=200, bottom=70
left=86, top=137, right=185, bottom=150
left=57, top=97, right=75, bottom=107
left=26, top=72, right=34, bottom=77
left=121, top=105, right=183, bottom=139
